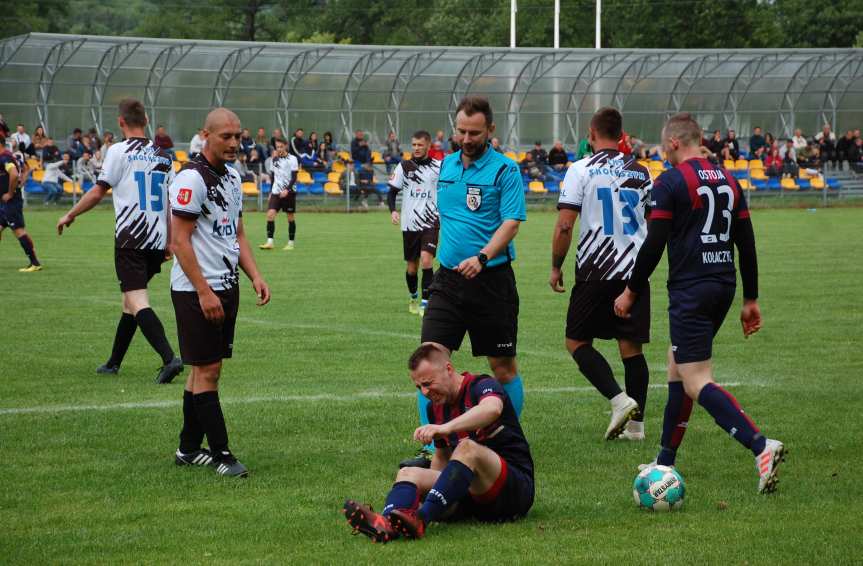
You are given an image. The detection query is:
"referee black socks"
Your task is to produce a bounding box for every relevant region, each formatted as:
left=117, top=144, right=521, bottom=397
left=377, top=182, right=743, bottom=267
left=623, top=354, right=649, bottom=422
left=193, top=390, right=229, bottom=454
left=179, top=390, right=205, bottom=453
left=572, top=345, right=622, bottom=400
left=266, top=220, right=275, bottom=239
left=135, top=308, right=175, bottom=365
left=106, top=312, right=137, bottom=368
left=421, top=268, right=434, bottom=300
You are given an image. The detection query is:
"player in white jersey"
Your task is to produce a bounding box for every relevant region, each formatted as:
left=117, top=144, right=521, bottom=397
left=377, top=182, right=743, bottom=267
left=57, top=99, right=184, bottom=384
left=168, top=107, right=270, bottom=477
left=259, top=137, right=299, bottom=250
left=549, top=107, right=653, bottom=440
left=386, top=130, right=441, bottom=316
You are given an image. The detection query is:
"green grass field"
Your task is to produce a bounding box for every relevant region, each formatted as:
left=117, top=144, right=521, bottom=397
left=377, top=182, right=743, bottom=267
left=2, top=206, right=861, bottom=564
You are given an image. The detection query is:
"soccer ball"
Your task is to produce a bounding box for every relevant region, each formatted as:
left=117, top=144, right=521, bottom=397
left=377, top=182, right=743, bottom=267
left=633, top=465, right=685, bottom=511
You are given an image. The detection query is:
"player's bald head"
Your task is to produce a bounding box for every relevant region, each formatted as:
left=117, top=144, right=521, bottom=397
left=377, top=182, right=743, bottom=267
left=662, top=113, right=702, bottom=148
left=204, top=107, right=241, bottom=133
left=408, top=342, right=451, bottom=371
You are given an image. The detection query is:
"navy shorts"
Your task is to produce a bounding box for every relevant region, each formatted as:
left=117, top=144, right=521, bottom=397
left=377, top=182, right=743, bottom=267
left=668, top=280, right=736, bottom=364
left=0, top=199, right=25, bottom=229
left=455, top=456, right=534, bottom=523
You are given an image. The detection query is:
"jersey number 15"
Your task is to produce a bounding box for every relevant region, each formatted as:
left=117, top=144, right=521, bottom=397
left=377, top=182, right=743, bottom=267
left=134, top=171, right=166, bottom=212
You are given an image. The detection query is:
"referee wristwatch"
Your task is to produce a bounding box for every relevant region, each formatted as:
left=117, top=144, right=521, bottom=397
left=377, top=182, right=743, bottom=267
left=477, top=252, right=489, bottom=267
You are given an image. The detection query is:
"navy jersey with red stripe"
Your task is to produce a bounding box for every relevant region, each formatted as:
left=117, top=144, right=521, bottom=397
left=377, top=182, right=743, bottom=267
left=0, top=150, right=21, bottom=202
left=650, top=158, right=749, bottom=287
left=427, top=373, right=534, bottom=478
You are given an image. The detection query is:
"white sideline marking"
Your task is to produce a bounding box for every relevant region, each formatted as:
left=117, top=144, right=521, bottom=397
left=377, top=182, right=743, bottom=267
left=0, top=382, right=753, bottom=417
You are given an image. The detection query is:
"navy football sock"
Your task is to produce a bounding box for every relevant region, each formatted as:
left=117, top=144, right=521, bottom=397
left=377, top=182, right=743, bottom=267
left=17, top=234, right=40, bottom=266
left=266, top=220, right=275, bottom=239
left=135, top=308, right=175, bottom=365
left=572, top=345, right=622, bottom=400
left=406, top=272, right=418, bottom=297
left=288, top=220, right=296, bottom=241
left=418, top=460, right=474, bottom=524
left=623, top=354, right=649, bottom=422
left=421, top=268, right=434, bottom=300
left=106, top=312, right=137, bottom=368
left=194, top=391, right=229, bottom=454
left=179, top=390, right=205, bottom=453
left=657, top=381, right=692, bottom=466
left=382, top=481, right=420, bottom=516
left=698, top=383, right=766, bottom=455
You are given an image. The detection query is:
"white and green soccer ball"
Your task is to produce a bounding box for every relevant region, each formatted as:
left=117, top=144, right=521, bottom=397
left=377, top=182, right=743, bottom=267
left=633, top=465, right=685, bottom=511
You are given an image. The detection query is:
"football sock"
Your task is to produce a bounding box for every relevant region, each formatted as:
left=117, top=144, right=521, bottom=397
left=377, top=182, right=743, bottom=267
left=406, top=272, right=418, bottom=296
left=179, top=389, right=205, bottom=452
left=421, top=268, right=434, bottom=300
left=417, top=390, right=434, bottom=452
left=698, top=382, right=766, bottom=455
left=135, top=308, right=175, bottom=365
left=502, top=375, right=524, bottom=417
left=288, top=220, right=296, bottom=241
left=382, top=481, right=420, bottom=516
left=266, top=220, right=275, bottom=239
left=17, top=234, right=40, bottom=266
left=623, top=354, right=649, bottom=422
left=572, top=345, right=622, bottom=400
left=418, top=460, right=473, bottom=524
left=193, top=390, right=229, bottom=454
left=658, top=381, right=692, bottom=466
left=106, top=312, right=137, bottom=368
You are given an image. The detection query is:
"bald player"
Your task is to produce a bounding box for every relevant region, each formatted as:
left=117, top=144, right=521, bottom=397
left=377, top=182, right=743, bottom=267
left=168, top=108, right=270, bottom=477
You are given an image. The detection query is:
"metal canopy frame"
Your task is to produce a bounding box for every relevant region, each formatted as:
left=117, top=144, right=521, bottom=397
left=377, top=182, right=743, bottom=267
left=90, top=41, right=142, bottom=135
left=144, top=43, right=195, bottom=138
left=211, top=45, right=266, bottom=108
left=339, top=49, right=399, bottom=141
left=36, top=38, right=86, bottom=135
left=721, top=52, right=795, bottom=132
left=665, top=53, right=735, bottom=117
left=0, top=34, right=27, bottom=72
left=446, top=50, right=509, bottom=133
left=386, top=50, right=446, bottom=139
left=563, top=52, right=630, bottom=145
left=610, top=51, right=677, bottom=110
left=819, top=54, right=863, bottom=131
left=276, top=47, right=334, bottom=135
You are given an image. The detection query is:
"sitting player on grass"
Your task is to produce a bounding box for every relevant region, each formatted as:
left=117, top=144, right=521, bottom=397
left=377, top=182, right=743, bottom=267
left=343, top=343, right=534, bottom=543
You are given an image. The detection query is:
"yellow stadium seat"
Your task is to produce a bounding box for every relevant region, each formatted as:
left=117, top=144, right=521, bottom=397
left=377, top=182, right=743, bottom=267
left=517, top=152, right=527, bottom=162
left=327, top=172, right=342, bottom=183
left=172, top=161, right=182, bottom=172
left=780, top=177, right=799, bottom=190
left=504, top=151, right=518, bottom=162
left=528, top=181, right=547, bottom=193
left=738, top=178, right=754, bottom=191
left=723, top=159, right=735, bottom=170
left=371, top=151, right=384, bottom=164
left=63, top=181, right=79, bottom=194
left=297, top=170, right=312, bottom=184
left=798, top=169, right=813, bottom=180
left=241, top=182, right=258, bottom=195
left=734, top=159, right=748, bottom=170
left=750, top=168, right=768, bottom=181
left=338, top=150, right=352, bottom=162
left=810, top=176, right=826, bottom=189
left=749, top=159, right=764, bottom=170
left=32, top=169, right=44, bottom=182
left=324, top=181, right=343, bottom=195
left=174, top=150, right=189, bottom=163
left=332, top=161, right=346, bottom=173
left=26, top=158, right=41, bottom=170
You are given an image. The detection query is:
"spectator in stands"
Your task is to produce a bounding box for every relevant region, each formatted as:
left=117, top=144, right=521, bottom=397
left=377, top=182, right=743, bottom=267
left=153, top=125, right=175, bottom=159
left=817, top=127, right=838, bottom=168
left=814, top=124, right=836, bottom=143
left=32, top=125, right=48, bottom=159
left=629, top=134, right=647, bottom=159
left=848, top=137, right=863, bottom=173
left=382, top=130, right=401, bottom=172
left=323, top=131, right=337, bottom=154
left=75, top=150, right=98, bottom=184
left=576, top=136, right=593, bottom=160
left=290, top=128, right=310, bottom=159
left=11, top=124, right=31, bottom=155
left=91, top=148, right=103, bottom=175
left=448, top=132, right=461, bottom=153
left=81, top=132, right=94, bottom=155
left=66, top=128, right=84, bottom=159
left=764, top=145, right=783, bottom=178
left=240, top=128, right=255, bottom=157
left=350, top=129, right=365, bottom=162
left=42, top=152, right=74, bottom=204
left=434, top=130, right=449, bottom=153
left=490, top=137, right=504, bottom=153
left=706, top=129, right=724, bottom=161
left=548, top=140, right=568, bottom=172
left=255, top=127, right=268, bottom=157
left=229, top=152, right=255, bottom=183
left=722, top=129, right=740, bottom=161
left=836, top=130, right=856, bottom=170
left=749, top=126, right=768, bottom=159
left=308, top=131, right=320, bottom=156
left=189, top=128, right=204, bottom=158
left=320, top=131, right=337, bottom=164
left=248, top=147, right=269, bottom=184
left=102, top=131, right=115, bottom=151
left=791, top=128, right=807, bottom=152
left=42, top=138, right=61, bottom=164
left=778, top=139, right=799, bottom=178
left=522, top=140, right=548, bottom=181
left=353, top=138, right=382, bottom=208
left=269, top=128, right=284, bottom=155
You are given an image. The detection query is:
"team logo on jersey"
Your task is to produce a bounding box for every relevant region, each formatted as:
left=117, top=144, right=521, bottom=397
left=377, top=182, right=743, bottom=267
left=177, top=188, right=192, bottom=205
left=466, top=186, right=482, bottom=211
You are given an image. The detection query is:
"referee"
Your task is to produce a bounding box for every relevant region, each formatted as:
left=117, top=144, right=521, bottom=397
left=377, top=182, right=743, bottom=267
left=421, top=95, right=527, bottom=416
left=168, top=107, right=270, bottom=477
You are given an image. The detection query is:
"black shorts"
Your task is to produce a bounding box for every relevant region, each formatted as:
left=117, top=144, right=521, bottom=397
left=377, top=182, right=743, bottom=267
left=420, top=264, right=518, bottom=357
left=267, top=191, right=296, bottom=213
left=668, top=280, right=736, bottom=364
left=566, top=280, right=650, bottom=343
left=456, top=457, right=534, bottom=523
left=0, top=200, right=25, bottom=229
left=114, top=248, right=165, bottom=292
left=171, top=286, right=240, bottom=365
left=402, top=228, right=438, bottom=261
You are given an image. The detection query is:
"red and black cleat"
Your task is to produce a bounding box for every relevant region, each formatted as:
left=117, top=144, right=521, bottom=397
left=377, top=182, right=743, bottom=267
left=342, top=500, right=398, bottom=544
left=388, top=508, right=426, bottom=540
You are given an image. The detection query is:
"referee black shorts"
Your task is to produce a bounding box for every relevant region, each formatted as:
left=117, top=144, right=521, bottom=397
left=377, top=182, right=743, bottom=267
left=115, top=247, right=165, bottom=293
left=566, top=280, right=650, bottom=344
left=171, top=286, right=240, bottom=366
left=421, top=263, right=518, bottom=358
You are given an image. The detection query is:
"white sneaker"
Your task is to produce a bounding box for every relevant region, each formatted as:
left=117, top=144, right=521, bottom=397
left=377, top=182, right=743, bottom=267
left=619, top=421, right=645, bottom=441
left=637, top=459, right=657, bottom=472
left=605, top=393, right=639, bottom=440
left=756, top=438, right=786, bottom=494
left=283, top=240, right=294, bottom=250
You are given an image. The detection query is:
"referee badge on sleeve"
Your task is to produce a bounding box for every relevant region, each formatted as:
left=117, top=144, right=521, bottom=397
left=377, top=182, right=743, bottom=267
left=466, top=186, right=482, bottom=211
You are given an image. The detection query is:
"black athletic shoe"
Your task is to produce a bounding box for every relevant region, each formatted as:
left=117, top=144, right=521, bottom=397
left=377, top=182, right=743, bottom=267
left=155, top=357, right=184, bottom=384
left=399, top=447, right=433, bottom=469
left=96, top=363, right=119, bottom=375
left=212, top=450, right=248, bottom=477
left=342, top=500, right=398, bottom=543
left=175, top=448, right=213, bottom=467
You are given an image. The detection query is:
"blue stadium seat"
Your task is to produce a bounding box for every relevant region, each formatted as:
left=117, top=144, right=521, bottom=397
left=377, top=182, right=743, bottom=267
left=312, top=171, right=328, bottom=183
left=566, top=152, right=576, bottom=162
left=826, top=178, right=841, bottom=189
left=545, top=181, right=560, bottom=193
left=767, top=178, right=781, bottom=190
left=24, top=180, right=43, bottom=193
left=261, top=182, right=272, bottom=193
left=308, top=183, right=324, bottom=195
left=295, top=184, right=309, bottom=194
left=752, top=179, right=768, bottom=190
left=732, top=170, right=749, bottom=180
left=797, top=179, right=811, bottom=190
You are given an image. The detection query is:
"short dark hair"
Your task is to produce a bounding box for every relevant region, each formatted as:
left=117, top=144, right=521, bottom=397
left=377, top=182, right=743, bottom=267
left=412, top=130, right=431, bottom=142
left=73, top=128, right=82, bottom=134
left=590, top=107, right=623, bottom=141
left=275, top=137, right=287, bottom=146
left=408, top=343, right=449, bottom=371
left=663, top=113, right=703, bottom=147
left=456, top=95, right=493, bottom=127
left=118, top=98, right=147, bottom=128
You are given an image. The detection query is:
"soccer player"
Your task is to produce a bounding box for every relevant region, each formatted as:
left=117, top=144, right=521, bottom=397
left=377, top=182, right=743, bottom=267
left=57, top=99, right=183, bottom=383
left=386, top=129, right=440, bottom=316
left=0, top=122, right=42, bottom=272
left=168, top=107, right=270, bottom=477
left=614, top=112, right=785, bottom=494
left=550, top=107, right=652, bottom=441
left=259, top=138, right=299, bottom=250
left=343, top=343, right=534, bottom=543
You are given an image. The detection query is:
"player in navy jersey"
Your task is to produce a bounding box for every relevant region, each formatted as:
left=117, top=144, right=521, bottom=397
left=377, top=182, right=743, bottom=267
left=614, top=113, right=785, bottom=494
left=343, top=343, right=534, bottom=543
left=0, top=121, right=42, bottom=272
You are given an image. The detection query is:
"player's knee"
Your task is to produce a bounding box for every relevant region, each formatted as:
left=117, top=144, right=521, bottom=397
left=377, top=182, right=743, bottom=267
left=489, top=357, right=517, bottom=383
left=618, top=340, right=642, bottom=359
left=566, top=339, right=589, bottom=355
left=452, top=439, right=480, bottom=463
left=194, top=363, right=221, bottom=385
left=395, top=466, right=424, bottom=484
left=266, top=210, right=276, bottom=221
